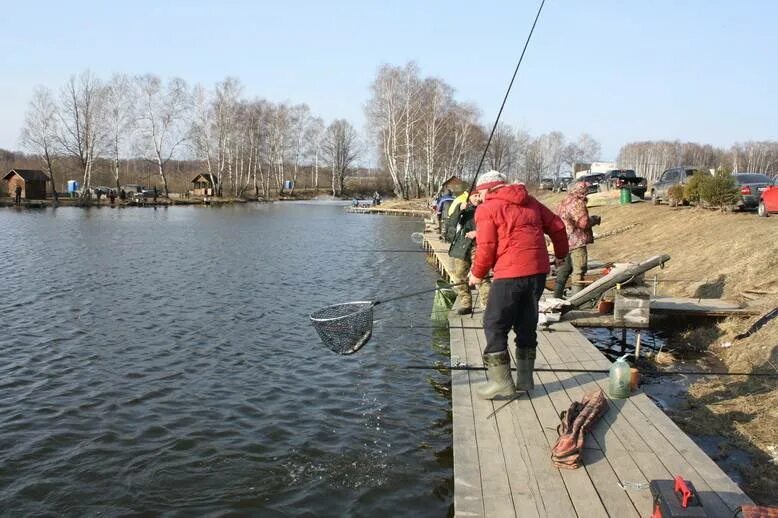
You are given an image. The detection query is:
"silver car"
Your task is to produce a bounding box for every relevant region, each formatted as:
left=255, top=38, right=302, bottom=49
left=650, top=167, right=707, bottom=204
left=733, top=173, right=773, bottom=209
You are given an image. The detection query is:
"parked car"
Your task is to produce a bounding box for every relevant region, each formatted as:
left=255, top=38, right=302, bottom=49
left=93, top=186, right=117, bottom=197
left=578, top=173, right=605, bottom=194
left=600, top=169, right=647, bottom=199
left=539, top=178, right=555, bottom=190
left=758, top=182, right=778, bottom=217
left=121, top=184, right=144, bottom=196
left=732, top=173, right=773, bottom=210
left=140, top=187, right=158, bottom=199
left=650, top=166, right=708, bottom=205
left=553, top=176, right=572, bottom=192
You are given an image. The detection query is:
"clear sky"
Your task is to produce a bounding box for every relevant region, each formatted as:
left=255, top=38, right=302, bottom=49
left=2, top=0, right=776, bottom=160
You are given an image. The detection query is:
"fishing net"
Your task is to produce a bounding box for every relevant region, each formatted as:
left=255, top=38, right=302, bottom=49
left=430, top=280, right=457, bottom=322
left=310, top=301, right=375, bottom=355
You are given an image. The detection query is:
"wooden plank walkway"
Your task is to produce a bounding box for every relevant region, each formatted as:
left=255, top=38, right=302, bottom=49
left=345, top=206, right=429, bottom=217
left=421, top=230, right=754, bottom=517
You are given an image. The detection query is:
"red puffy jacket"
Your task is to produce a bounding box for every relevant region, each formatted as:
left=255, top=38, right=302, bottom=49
left=471, top=184, right=569, bottom=280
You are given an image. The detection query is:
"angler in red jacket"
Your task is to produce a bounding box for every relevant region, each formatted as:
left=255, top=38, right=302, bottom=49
left=468, top=171, right=569, bottom=399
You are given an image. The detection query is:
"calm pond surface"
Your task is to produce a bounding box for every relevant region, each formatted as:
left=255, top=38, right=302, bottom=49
left=0, top=202, right=454, bottom=516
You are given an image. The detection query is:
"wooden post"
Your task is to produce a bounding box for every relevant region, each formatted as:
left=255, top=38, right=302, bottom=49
left=634, top=331, right=642, bottom=360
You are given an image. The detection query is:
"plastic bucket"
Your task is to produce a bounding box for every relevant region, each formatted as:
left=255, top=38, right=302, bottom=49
left=619, top=188, right=631, bottom=205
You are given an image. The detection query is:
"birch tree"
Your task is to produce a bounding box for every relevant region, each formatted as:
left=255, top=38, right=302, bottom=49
left=135, top=74, right=190, bottom=196
left=57, top=71, right=106, bottom=196
left=104, top=74, right=135, bottom=190
left=306, top=116, right=325, bottom=193
left=287, top=103, right=311, bottom=195
left=322, top=119, right=360, bottom=196
left=20, top=86, right=61, bottom=197
left=487, top=123, right=517, bottom=175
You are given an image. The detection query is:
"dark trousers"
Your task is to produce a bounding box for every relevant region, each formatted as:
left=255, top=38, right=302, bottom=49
left=553, top=255, right=572, bottom=298
left=483, top=274, right=547, bottom=358
left=553, top=247, right=587, bottom=299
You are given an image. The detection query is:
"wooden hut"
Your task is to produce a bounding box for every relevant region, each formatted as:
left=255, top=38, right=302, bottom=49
left=191, top=173, right=218, bottom=196
left=4, top=169, right=49, bottom=199
left=440, top=175, right=466, bottom=195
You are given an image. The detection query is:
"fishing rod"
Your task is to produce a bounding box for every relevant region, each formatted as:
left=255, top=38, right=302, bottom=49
left=465, top=0, right=546, bottom=195
left=404, top=365, right=778, bottom=378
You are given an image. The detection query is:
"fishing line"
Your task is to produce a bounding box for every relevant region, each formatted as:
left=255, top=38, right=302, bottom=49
left=466, top=0, right=546, bottom=194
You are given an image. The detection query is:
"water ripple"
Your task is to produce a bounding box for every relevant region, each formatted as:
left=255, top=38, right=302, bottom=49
left=0, top=204, right=451, bottom=515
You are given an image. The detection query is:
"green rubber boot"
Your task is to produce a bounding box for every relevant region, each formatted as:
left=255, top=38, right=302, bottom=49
left=476, top=351, right=516, bottom=400
left=515, top=349, right=536, bottom=392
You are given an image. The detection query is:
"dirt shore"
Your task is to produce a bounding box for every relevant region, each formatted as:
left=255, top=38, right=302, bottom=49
left=386, top=191, right=778, bottom=504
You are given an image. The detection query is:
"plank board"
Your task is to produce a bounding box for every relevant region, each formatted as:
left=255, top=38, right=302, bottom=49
left=650, top=297, right=757, bottom=316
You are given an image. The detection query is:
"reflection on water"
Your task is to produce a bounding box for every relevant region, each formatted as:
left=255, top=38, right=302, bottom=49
left=0, top=203, right=453, bottom=515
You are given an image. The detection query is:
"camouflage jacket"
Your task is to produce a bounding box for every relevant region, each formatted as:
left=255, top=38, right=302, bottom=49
left=557, top=183, right=593, bottom=250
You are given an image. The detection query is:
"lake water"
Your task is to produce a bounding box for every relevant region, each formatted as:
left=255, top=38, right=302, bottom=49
left=0, top=203, right=454, bottom=516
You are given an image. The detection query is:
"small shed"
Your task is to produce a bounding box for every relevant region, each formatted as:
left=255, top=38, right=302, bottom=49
left=4, top=169, right=49, bottom=199
left=440, top=175, right=466, bottom=195
left=191, top=173, right=218, bottom=196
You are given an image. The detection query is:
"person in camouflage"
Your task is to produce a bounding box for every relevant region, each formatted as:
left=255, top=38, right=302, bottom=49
left=554, top=181, right=596, bottom=299
left=447, top=191, right=490, bottom=315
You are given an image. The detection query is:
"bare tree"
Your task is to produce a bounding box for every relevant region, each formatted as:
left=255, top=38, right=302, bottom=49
left=617, top=140, right=729, bottom=183
left=487, top=123, right=517, bottom=175
left=20, top=86, right=61, bottom=197
left=563, top=133, right=601, bottom=176
left=732, top=141, right=778, bottom=176
left=57, top=71, right=107, bottom=197
left=190, top=83, right=217, bottom=188
left=104, top=74, right=135, bottom=190
left=287, top=103, right=311, bottom=195
left=135, top=74, right=190, bottom=196
left=322, top=119, right=360, bottom=196
left=366, top=62, right=425, bottom=199
left=305, top=117, right=325, bottom=193
left=418, top=77, right=453, bottom=195
left=213, top=77, right=242, bottom=196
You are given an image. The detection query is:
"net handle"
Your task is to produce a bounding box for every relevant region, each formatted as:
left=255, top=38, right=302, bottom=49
left=375, top=276, right=492, bottom=306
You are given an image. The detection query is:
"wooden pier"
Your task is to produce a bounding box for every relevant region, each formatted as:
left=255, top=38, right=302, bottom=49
left=421, top=231, right=753, bottom=517
left=345, top=206, right=429, bottom=217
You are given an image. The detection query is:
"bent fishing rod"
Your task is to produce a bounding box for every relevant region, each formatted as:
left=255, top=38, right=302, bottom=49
left=465, top=0, right=546, bottom=195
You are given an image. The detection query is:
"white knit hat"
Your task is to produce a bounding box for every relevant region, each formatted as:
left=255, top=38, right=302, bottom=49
left=475, top=170, right=507, bottom=191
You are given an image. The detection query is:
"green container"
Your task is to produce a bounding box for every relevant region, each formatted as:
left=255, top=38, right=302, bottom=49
left=608, top=355, right=632, bottom=399
left=619, top=188, right=632, bottom=205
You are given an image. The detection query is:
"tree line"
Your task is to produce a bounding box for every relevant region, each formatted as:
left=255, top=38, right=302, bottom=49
left=364, top=61, right=601, bottom=198
left=617, top=141, right=778, bottom=183
left=19, top=71, right=362, bottom=198
left=12, top=65, right=778, bottom=201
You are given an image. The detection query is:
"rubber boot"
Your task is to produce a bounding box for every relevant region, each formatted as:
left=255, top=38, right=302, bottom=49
left=515, top=349, right=536, bottom=392
left=552, top=280, right=566, bottom=300
left=476, top=351, right=516, bottom=400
